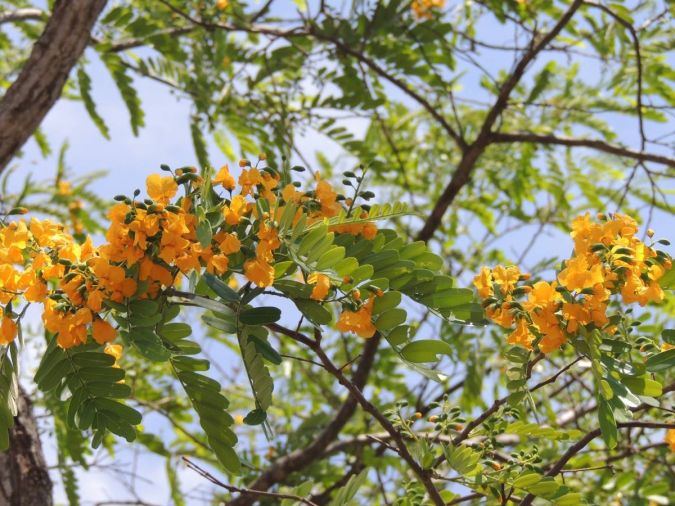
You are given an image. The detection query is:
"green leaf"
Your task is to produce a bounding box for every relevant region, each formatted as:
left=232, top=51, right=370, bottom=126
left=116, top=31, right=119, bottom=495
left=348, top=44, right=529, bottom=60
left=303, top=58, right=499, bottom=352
left=191, top=116, right=209, bottom=168
left=124, top=328, right=171, bottom=362
left=249, top=335, right=282, bottom=365
left=239, top=307, right=281, bottom=325
left=374, top=308, right=407, bottom=332
left=419, top=288, right=473, bottom=309
left=329, top=470, right=368, bottom=506
left=315, top=246, right=346, bottom=270
left=661, top=328, right=675, bottom=345
left=129, top=299, right=159, bottom=317
left=102, top=53, right=144, bottom=136
left=658, top=267, right=675, bottom=289
left=240, top=334, right=274, bottom=411
left=443, top=444, right=482, bottom=476
left=203, top=273, right=240, bottom=302
left=400, top=340, right=453, bottom=363
left=512, top=472, right=543, bottom=489
left=158, top=323, right=192, bottom=341
left=77, top=67, right=110, bottom=139
left=202, top=313, right=237, bottom=334
left=196, top=219, right=212, bottom=248
left=386, top=325, right=411, bottom=346
left=621, top=376, right=662, bottom=397
left=598, top=398, right=618, bottom=449
left=645, top=349, right=675, bottom=372
left=295, top=299, right=333, bottom=325
left=243, top=408, right=267, bottom=425
left=173, top=360, right=240, bottom=474
left=372, top=291, right=402, bottom=315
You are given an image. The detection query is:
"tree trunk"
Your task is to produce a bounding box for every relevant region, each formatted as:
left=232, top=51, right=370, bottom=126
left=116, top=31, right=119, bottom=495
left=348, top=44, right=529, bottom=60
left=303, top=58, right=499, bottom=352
left=0, top=0, right=108, bottom=173
left=0, top=387, right=52, bottom=506
left=0, top=2, right=108, bottom=503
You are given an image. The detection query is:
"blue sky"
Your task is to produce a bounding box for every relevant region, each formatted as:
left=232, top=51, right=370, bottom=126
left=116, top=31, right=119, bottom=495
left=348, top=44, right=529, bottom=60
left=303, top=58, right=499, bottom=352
left=4, top=1, right=673, bottom=504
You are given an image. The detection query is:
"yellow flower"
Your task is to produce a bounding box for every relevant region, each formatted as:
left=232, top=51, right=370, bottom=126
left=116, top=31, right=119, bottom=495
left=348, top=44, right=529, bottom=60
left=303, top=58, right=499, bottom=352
left=104, top=343, right=124, bottom=361
left=486, top=305, right=513, bottom=328
left=558, top=256, right=605, bottom=292
left=259, top=171, right=280, bottom=202
left=213, top=165, right=236, bottom=190
left=308, top=272, right=330, bottom=301
left=57, top=180, right=72, bottom=196
left=523, top=281, right=560, bottom=311
left=282, top=183, right=304, bottom=204
left=0, top=313, right=17, bottom=345
left=473, top=266, right=493, bottom=298
left=223, top=195, right=247, bottom=225
left=146, top=174, right=178, bottom=203
left=207, top=254, right=230, bottom=275
left=507, top=318, right=533, bottom=349
left=336, top=295, right=377, bottom=338
left=256, top=221, right=280, bottom=262
left=239, top=168, right=261, bottom=196
left=492, top=265, right=520, bottom=295
left=314, top=178, right=341, bottom=218
left=218, top=233, right=241, bottom=255
left=244, top=258, right=275, bottom=287
left=92, top=319, right=117, bottom=345
left=666, top=429, right=675, bottom=452
left=411, top=0, right=445, bottom=19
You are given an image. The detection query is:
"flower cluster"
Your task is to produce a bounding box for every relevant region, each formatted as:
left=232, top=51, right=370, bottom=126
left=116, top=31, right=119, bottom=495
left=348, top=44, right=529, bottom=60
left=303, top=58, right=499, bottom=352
left=411, top=0, right=446, bottom=19
left=0, top=159, right=381, bottom=350
left=474, top=213, right=671, bottom=353
left=336, top=291, right=379, bottom=338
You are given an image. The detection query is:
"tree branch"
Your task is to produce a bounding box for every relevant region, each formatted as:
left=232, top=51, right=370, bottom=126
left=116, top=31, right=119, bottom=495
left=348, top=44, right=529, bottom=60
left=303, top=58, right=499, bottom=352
left=416, top=0, right=584, bottom=241
left=308, top=337, right=446, bottom=506
left=0, top=8, right=44, bottom=24
left=520, top=422, right=675, bottom=506
left=0, top=0, right=108, bottom=173
left=227, top=334, right=381, bottom=506
left=184, top=458, right=319, bottom=506
left=493, top=132, right=675, bottom=168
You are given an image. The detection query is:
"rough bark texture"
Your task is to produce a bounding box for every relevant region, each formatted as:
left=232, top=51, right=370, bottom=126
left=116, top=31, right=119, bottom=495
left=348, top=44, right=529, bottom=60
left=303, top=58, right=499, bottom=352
left=0, top=387, right=53, bottom=506
left=0, top=3, right=108, bottom=504
left=0, top=0, right=108, bottom=173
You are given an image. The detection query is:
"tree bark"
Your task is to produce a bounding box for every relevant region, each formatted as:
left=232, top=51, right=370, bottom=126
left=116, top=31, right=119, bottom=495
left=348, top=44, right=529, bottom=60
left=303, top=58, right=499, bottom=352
left=0, top=2, right=108, bottom=504
left=0, top=387, right=53, bottom=506
left=0, top=0, right=108, bottom=173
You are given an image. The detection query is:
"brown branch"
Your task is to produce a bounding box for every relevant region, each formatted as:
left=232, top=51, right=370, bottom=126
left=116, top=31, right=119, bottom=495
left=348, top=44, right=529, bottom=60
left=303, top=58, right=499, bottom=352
left=0, top=0, right=108, bottom=173
left=307, top=337, right=446, bottom=506
left=184, top=458, right=319, bottom=506
left=0, top=8, right=44, bottom=24
left=520, top=422, right=675, bottom=506
left=156, top=0, right=466, bottom=149
left=416, top=0, right=584, bottom=242
left=492, top=132, right=675, bottom=168
left=227, top=334, right=381, bottom=506
left=447, top=492, right=483, bottom=505
left=100, top=27, right=196, bottom=52
left=309, top=29, right=466, bottom=150
left=0, top=386, right=53, bottom=506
